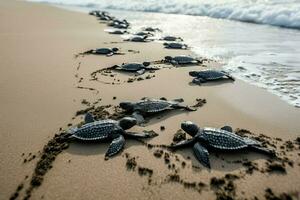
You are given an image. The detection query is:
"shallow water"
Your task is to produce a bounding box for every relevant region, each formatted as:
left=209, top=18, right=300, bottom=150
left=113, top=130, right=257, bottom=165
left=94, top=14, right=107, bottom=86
left=29, top=0, right=300, bottom=108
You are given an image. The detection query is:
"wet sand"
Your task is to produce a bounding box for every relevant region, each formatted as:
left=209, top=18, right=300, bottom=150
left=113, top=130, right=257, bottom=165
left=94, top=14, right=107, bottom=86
left=0, top=1, right=299, bottom=200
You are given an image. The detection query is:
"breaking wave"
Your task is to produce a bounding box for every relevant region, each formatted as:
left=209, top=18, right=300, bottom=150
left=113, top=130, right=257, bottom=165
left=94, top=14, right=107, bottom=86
left=29, top=0, right=300, bottom=29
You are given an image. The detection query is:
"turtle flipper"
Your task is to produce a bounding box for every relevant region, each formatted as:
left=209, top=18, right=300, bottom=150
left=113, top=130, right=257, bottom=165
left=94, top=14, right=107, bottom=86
left=171, top=104, right=196, bottom=111
left=192, top=78, right=205, bottom=85
left=132, top=112, right=145, bottom=124
left=124, top=131, right=158, bottom=138
left=106, top=52, right=114, bottom=57
left=220, top=126, right=233, bottom=132
left=170, top=138, right=195, bottom=149
left=84, top=113, right=95, bottom=123
left=105, top=135, right=125, bottom=158
left=193, top=142, right=211, bottom=168
left=136, top=69, right=146, bottom=75
left=248, top=145, right=276, bottom=158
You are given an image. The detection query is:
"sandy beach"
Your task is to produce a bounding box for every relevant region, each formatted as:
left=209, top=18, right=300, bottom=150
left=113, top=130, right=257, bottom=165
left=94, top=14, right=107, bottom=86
left=0, top=1, right=300, bottom=200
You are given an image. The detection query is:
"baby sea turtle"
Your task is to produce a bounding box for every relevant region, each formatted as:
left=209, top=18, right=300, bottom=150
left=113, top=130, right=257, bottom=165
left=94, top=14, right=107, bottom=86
left=135, top=31, right=154, bottom=37
left=163, top=42, right=188, bottom=49
left=81, top=48, right=123, bottom=57
left=160, top=36, right=183, bottom=42
left=68, top=113, right=156, bottom=158
left=144, top=27, right=162, bottom=32
left=170, top=121, right=275, bottom=168
left=107, top=20, right=129, bottom=29
left=164, top=55, right=202, bottom=65
left=108, top=30, right=128, bottom=35
left=125, top=36, right=150, bottom=42
left=108, top=62, right=158, bottom=75
left=120, top=98, right=196, bottom=123
left=189, top=70, right=235, bottom=84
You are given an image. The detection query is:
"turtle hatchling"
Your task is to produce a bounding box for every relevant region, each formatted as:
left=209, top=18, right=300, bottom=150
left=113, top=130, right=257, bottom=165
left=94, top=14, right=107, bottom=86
left=108, top=30, right=128, bottom=35
left=189, top=70, right=235, bottom=84
left=125, top=35, right=150, bottom=42
left=170, top=121, right=276, bottom=168
left=161, top=36, right=183, bottom=42
left=135, top=31, right=154, bottom=37
left=143, top=27, right=161, bottom=32
left=68, top=113, right=157, bottom=158
left=163, top=42, right=188, bottom=49
left=164, top=55, right=202, bottom=65
left=112, top=62, right=158, bottom=74
left=81, top=47, right=123, bottom=56
left=120, top=98, right=196, bottom=123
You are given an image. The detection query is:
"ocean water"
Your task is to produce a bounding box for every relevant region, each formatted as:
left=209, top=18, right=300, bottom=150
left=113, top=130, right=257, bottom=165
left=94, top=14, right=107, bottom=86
left=29, top=0, right=300, bottom=107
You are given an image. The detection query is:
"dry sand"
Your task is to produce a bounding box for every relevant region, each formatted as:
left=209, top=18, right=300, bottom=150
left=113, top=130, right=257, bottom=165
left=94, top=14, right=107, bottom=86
left=0, top=1, right=299, bottom=200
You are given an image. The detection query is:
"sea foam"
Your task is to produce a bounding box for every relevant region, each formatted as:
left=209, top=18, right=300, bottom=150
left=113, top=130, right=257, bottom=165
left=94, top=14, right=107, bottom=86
left=29, top=0, right=300, bottom=29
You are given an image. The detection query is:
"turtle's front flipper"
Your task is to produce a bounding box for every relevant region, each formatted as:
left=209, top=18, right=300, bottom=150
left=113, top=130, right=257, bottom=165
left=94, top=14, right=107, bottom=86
left=132, top=112, right=145, bottom=124
left=84, top=113, right=95, bottom=123
left=193, top=142, right=211, bottom=168
left=171, top=104, right=197, bottom=111
left=170, top=138, right=195, bottom=149
left=248, top=145, right=276, bottom=158
left=124, top=131, right=158, bottom=138
left=220, top=126, right=233, bottom=132
left=226, top=75, right=235, bottom=81
left=105, top=135, right=125, bottom=158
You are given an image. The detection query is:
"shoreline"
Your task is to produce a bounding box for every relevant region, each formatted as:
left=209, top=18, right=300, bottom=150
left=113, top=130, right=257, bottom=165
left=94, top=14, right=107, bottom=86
left=0, top=1, right=299, bottom=200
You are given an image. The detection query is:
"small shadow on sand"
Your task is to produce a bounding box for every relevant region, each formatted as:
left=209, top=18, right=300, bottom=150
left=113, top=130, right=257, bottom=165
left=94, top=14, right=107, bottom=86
left=188, top=79, right=235, bottom=87
left=173, top=148, right=272, bottom=172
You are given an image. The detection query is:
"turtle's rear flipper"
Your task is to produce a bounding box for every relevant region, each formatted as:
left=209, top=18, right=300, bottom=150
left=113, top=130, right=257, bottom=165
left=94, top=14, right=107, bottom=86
left=248, top=145, right=276, bottom=158
left=132, top=112, right=145, bottom=124
left=170, top=138, right=195, bottom=149
left=193, top=142, right=211, bottom=169
left=192, top=78, right=205, bottom=85
left=84, top=113, right=95, bottom=123
left=124, top=131, right=158, bottom=138
left=220, top=126, right=233, bottom=132
left=136, top=69, right=146, bottom=75
left=105, top=135, right=125, bottom=159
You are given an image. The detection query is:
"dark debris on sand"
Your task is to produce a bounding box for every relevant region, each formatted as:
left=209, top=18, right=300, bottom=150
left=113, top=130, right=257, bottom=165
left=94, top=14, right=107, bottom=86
left=10, top=132, right=71, bottom=200
left=191, top=98, right=207, bottom=108
left=264, top=188, right=296, bottom=200
left=210, top=174, right=240, bottom=200
left=172, top=129, right=186, bottom=143
left=165, top=173, right=207, bottom=193
left=124, top=153, right=154, bottom=185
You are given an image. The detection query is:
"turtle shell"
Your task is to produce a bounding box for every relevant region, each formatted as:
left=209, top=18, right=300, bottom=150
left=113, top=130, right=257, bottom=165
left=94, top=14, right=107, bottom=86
left=163, top=36, right=177, bottom=41
left=135, top=99, right=173, bottom=113
left=129, top=36, right=145, bottom=42
left=95, top=48, right=112, bottom=54
left=166, top=43, right=185, bottom=49
left=71, top=119, right=120, bottom=140
left=201, top=128, right=248, bottom=150
left=195, top=70, right=228, bottom=80
left=173, top=56, right=195, bottom=64
left=110, top=30, right=125, bottom=34
left=120, top=63, right=144, bottom=71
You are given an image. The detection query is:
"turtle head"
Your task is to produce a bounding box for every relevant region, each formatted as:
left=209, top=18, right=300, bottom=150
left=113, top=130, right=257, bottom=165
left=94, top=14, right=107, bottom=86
left=119, top=117, right=137, bottom=130
left=119, top=101, right=135, bottom=112
left=164, top=56, right=172, bottom=61
left=181, top=121, right=199, bottom=137
left=189, top=71, right=199, bottom=77
left=142, top=62, right=150, bottom=67
left=112, top=47, right=119, bottom=52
